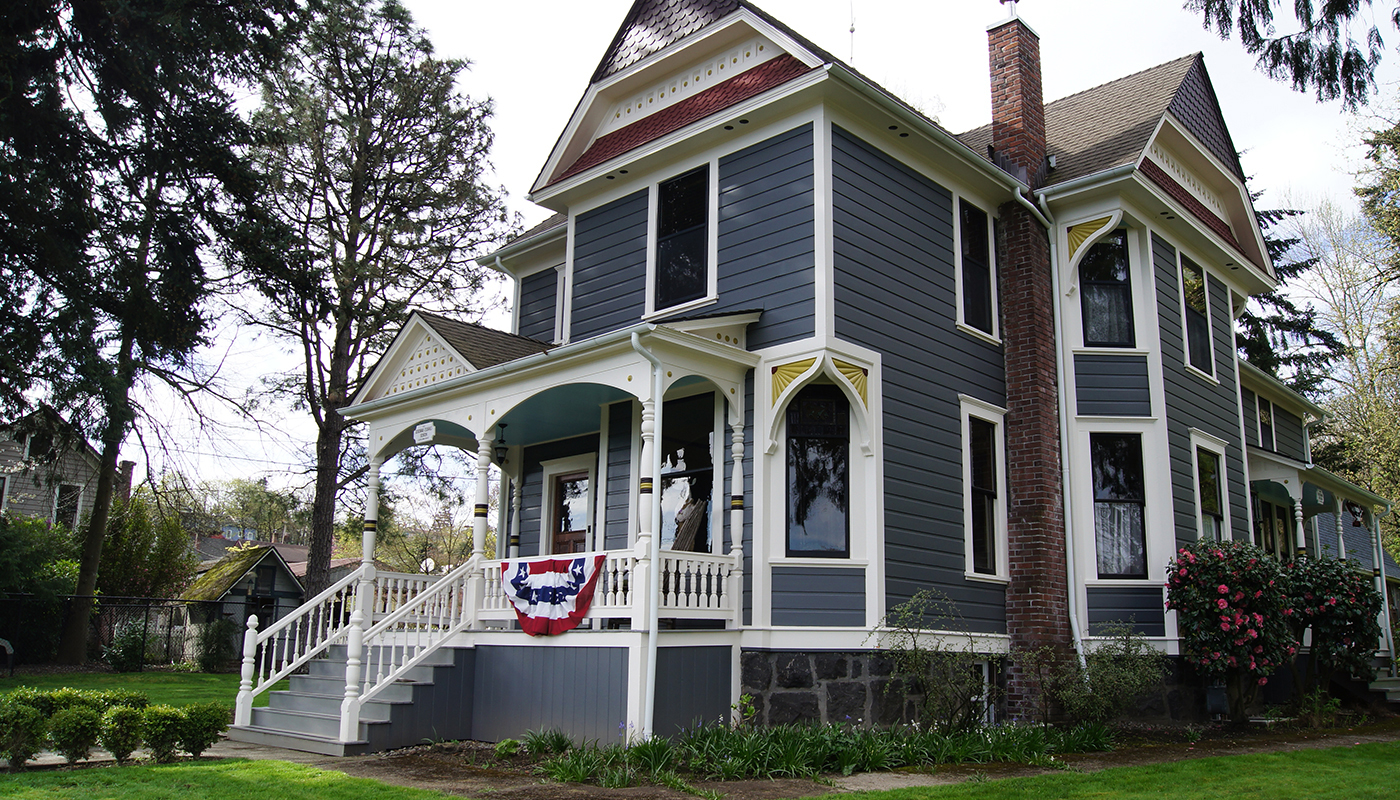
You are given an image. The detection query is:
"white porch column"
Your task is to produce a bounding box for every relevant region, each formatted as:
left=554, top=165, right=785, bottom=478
left=1370, top=513, right=1396, bottom=675
left=509, top=477, right=522, bottom=559
left=1336, top=498, right=1347, bottom=559
left=340, top=457, right=382, bottom=742
left=464, top=433, right=493, bottom=630
left=634, top=399, right=656, bottom=631
left=1293, top=496, right=1307, bottom=556
left=728, top=415, right=745, bottom=630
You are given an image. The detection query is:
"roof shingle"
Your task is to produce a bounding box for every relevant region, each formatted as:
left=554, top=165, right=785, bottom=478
left=416, top=311, right=553, bottom=370
left=592, top=0, right=741, bottom=83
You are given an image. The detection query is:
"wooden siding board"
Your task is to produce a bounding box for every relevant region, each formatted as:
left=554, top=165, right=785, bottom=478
left=518, top=269, right=557, bottom=343
left=1153, top=234, right=1248, bottom=548
left=472, top=646, right=627, bottom=743
left=605, top=402, right=633, bottom=550
left=1075, top=354, right=1152, bottom=416
left=830, top=126, right=1006, bottom=634
left=714, top=124, right=815, bottom=350
left=771, top=567, right=865, bottom=626
left=1086, top=586, right=1166, bottom=636
left=1274, top=408, right=1306, bottom=462
left=572, top=191, right=648, bottom=341
left=654, top=646, right=732, bottom=736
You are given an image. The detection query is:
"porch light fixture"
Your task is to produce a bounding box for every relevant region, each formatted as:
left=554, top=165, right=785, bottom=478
left=494, top=424, right=509, bottom=464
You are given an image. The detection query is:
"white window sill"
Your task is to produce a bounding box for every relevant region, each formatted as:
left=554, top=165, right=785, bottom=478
left=957, top=321, right=1002, bottom=347
left=644, top=295, right=718, bottom=322
left=1184, top=362, right=1219, bottom=385
left=964, top=570, right=1010, bottom=585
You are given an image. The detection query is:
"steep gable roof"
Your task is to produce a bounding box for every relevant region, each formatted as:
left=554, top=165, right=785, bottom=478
left=592, top=0, right=742, bottom=82
left=414, top=311, right=553, bottom=370
left=182, top=545, right=295, bottom=602
left=960, top=54, right=1215, bottom=189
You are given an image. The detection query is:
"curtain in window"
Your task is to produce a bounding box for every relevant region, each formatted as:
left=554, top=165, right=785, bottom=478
left=1095, top=502, right=1145, bottom=577
left=1082, top=284, right=1133, bottom=346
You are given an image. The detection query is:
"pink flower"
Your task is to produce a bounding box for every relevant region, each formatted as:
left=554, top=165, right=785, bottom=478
left=1258, top=677, right=1268, bottom=686
left=1218, top=584, right=1229, bottom=594
left=1179, top=568, right=1188, bottom=576
left=1221, top=622, right=1231, bottom=631
left=1217, top=599, right=1228, bottom=609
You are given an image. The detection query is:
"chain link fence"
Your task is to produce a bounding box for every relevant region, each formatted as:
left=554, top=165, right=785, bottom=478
left=0, top=595, right=221, bottom=668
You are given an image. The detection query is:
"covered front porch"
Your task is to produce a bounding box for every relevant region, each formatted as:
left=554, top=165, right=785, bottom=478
left=232, top=316, right=762, bottom=749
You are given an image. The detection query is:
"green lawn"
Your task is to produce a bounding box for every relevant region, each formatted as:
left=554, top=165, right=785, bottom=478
left=823, top=741, right=1400, bottom=800
left=0, top=758, right=453, bottom=800
left=0, top=671, right=288, bottom=708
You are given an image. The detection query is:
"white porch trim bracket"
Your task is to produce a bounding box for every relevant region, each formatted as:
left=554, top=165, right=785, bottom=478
left=340, top=457, right=383, bottom=742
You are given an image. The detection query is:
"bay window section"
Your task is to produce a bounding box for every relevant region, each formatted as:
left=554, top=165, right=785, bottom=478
left=786, top=384, right=850, bottom=558
left=1079, top=230, right=1135, bottom=348
left=1181, top=256, right=1213, bottom=374
left=1091, top=433, right=1146, bottom=578
left=659, top=393, right=715, bottom=552
left=655, top=165, right=709, bottom=312
left=1196, top=447, right=1223, bottom=541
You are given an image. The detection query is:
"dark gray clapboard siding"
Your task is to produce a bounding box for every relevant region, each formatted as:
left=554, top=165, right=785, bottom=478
left=518, top=268, right=558, bottom=342
left=605, top=402, right=633, bottom=550
left=710, top=124, right=815, bottom=348
left=1241, top=388, right=1259, bottom=448
left=1153, top=233, right=1248, bottom=547
left=521, top=434, right=602, bottom=557
left=1086, top=586, right=1166, bottom=636
left=1075, top=354, right=1151, bottom=416
left=1274, top=406, right=1306, bottom=462
left=472, top=645, right=627, bottom=743
left=571, top=190, right=647, bottom=341
left=654, top=646, right=731, bottom=736
left=771, top=567, right=865, bottom=626
left=830, top=126, right=1006, bottom=634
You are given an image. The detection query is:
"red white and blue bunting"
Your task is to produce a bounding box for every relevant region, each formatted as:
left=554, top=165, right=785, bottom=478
left=500, top=554, right=606, bottom=636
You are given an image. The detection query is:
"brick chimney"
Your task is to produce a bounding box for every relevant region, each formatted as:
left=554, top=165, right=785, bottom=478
left=988, top=14, right=1046, bottom=187
left=989, top=9, right=1071, bottom=717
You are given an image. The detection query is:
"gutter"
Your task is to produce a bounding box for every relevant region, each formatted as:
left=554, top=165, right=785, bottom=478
left=630, top=330, right=664, bottom=739
left=1034, top=192, right=1087, bottom=670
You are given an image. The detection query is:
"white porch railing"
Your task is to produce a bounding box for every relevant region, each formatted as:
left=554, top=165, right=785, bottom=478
left=233, top=566, right=441, bottom=726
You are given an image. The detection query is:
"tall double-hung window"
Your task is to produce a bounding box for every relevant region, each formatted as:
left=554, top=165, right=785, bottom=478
left=786, top=384, right=850, bottom=558
left=959, top=199, right=996, bottom=337
left=1091, top=433, right=1146, bottom=578
left=1196, top=447, right=1224, bottom=541
left=1079, top=230, right=1134, bottom=348
left=1181, top=256, right=1214, bottom=375
left=654, top=165, right=709, bottom=312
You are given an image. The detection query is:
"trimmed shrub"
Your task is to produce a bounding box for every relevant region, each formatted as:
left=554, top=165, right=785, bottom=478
left=178, top=702, right=229, bottom=758
left=105, top=622, right=147, bottom=673
left=1055, top=623, right=1167, bottom=724
left=143, top=704, right=185, bottom=763
left=197, top=618, right=238, bottom=673
left=49, top=706, right=102, bottom=764
left=0, top=695, right=48, bottom=772
left=1282, top=555, right=1384, bottom=692
left=47, top=687, right=101, bottom=713
left=97, top=689, right=149, bottom=712
left=2, top=687, right=51, bottom=715
left=100, top=705, right=146, bottom=765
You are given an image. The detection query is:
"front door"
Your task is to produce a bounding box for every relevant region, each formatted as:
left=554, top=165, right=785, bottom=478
left=551, top=471, right=590, bottom=554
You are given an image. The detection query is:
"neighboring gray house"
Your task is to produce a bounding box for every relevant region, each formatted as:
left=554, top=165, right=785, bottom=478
left=229, top=0, right=1396, bottom=755
left=0, top=407, right=132, bottom=528
left=183, top=545, right=305, bottom=630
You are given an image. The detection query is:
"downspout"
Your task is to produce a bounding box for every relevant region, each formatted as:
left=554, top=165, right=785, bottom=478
left=1033, top=188, right=1087, bottom=670
left=630, top=329, right=664, bottom=737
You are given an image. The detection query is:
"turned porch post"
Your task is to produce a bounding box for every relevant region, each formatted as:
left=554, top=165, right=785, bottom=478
left=634, top=399, right=656, bottom=631
left=1293, top=496, right=1307, bottom=556
left=509, top=477, right=522, bottom=559
left=728, top=415, right=745, bottom=629
left=464, top=433, right=493, bottom=629
left=340, top=457, right=382, bottom=742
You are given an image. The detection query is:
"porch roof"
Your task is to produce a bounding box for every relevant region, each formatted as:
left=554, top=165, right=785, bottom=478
left=346, top=319, right=761, bottom=461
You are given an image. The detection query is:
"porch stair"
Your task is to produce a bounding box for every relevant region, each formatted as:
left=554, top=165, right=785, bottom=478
left=1368, top=676, right=1400, bottom=704
left=228, top=643, right=472, bottom=756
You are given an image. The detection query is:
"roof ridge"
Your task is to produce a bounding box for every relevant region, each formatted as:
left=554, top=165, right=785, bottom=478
left=414, top=309, right=553, bottom=347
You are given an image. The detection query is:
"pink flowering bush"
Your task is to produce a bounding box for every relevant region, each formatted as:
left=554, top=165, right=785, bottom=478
left=1280, top=555, right=1382, bottom=693
left=1165, top=540, right=1295, bottom=721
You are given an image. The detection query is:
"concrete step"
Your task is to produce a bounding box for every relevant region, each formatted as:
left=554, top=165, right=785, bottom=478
left=1370, top=676, right=1400, bottom=702
left=226, top=724, right=368, bottom=757
left=249, top=706, right=383, bottom=740
left=267, top=690, right=403, bottom=722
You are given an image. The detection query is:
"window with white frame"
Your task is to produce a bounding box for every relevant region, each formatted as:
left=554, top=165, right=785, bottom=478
left=54, top=483, right=80, bottom=530
left=653, top=165, right=710, bottom=313
left=1079, top=230, right=1135, bottom=348
left=1195, top=446, right=1224, bottom=541
left=958, top=199, right=996, bottom=338
left=0, top=476, right=7, bottom=511
left=1181, top=255, right=1214, bottom=375
left=961, top=397, right=1006, bottom=578
left=1091, top=432, right=1147, bottom=578
left=786, top=384, right=850, bottom=558
left=1257, top=396, right=1275, bottom=450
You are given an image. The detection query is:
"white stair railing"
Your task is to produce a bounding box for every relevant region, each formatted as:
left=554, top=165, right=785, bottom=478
left=346, top=561, right=477, bottom=719
left=235, top=565, right=366, bottom=726
left=658, top=551, right=734, bottom=617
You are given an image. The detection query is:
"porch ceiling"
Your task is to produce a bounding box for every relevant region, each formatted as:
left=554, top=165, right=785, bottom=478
left=498, top=383, right=636, bottom=446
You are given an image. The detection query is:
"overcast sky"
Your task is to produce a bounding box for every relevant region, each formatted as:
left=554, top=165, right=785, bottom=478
left=146, top=0, right=1400, bottom=489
